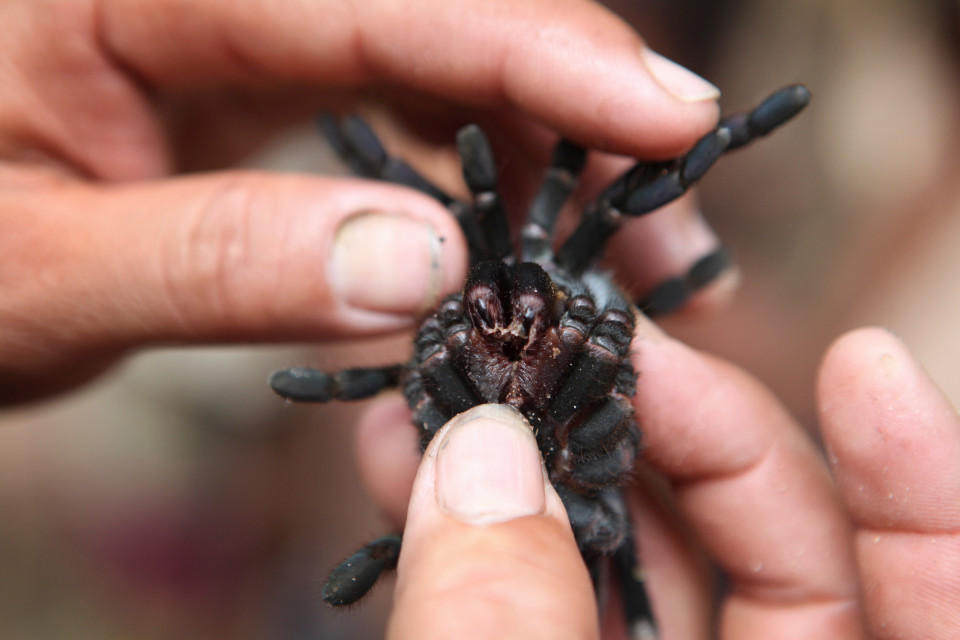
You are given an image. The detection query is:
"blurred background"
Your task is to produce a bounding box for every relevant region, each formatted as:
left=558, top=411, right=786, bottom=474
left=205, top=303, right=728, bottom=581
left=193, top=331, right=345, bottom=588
left=2, top=1, right=960, bottom=637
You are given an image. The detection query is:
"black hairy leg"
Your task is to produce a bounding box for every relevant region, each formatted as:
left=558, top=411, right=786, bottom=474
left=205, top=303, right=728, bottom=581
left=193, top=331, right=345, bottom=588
left=614, top=533, right=657, bottom=640
left=635, top=245, right=733, bottom=317
left=269, top=365, right=402, bottom=403
left=317, top=114, right=490, bottom=260
left=271, top=83, right=809, bottom=634
left=320, top=534, right=402, bottom=606
left=554, top=84, right=810, bottom=314
left=521, top=139, right=589, bottom=263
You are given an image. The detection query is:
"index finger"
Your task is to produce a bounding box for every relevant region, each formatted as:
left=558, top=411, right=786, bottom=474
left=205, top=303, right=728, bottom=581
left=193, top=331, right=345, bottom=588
left=98, top=0, right=719, bottom=156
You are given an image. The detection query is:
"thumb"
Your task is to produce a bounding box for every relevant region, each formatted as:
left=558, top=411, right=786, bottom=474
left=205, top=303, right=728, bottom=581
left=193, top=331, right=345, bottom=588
left=388, top=404, right=598, bottom=640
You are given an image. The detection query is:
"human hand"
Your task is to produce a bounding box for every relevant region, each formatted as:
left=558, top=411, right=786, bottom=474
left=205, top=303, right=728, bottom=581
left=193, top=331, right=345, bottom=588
left=356, top=324, right=959, bottom=639
left=0, top=0, right=724, bottom=403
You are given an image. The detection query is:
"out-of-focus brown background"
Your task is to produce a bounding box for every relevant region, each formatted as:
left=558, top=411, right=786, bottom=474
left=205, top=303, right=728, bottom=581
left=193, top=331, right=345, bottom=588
left=2, top=1, right=959, bottom=638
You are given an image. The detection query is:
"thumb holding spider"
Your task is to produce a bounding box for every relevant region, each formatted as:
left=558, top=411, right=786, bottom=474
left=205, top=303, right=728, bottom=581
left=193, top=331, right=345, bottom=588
left=387, top=404, right=600, bottom=640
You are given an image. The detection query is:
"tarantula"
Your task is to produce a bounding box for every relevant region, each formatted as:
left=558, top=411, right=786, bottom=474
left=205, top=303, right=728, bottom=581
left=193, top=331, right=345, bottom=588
left=270, top=84, right=810, bottom=635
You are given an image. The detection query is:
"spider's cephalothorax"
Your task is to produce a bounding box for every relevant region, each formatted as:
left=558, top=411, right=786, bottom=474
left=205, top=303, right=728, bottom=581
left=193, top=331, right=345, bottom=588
left=270, top=84, right=810, bottom=635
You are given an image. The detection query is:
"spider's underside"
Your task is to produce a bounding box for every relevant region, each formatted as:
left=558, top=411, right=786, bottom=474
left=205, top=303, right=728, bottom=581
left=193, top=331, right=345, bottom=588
left=270, top=84, right=810, bottom=636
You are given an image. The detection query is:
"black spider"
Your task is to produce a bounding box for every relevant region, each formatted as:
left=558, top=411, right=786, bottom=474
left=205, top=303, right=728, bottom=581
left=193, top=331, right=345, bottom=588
left=269, top=84, right=810, bottom=635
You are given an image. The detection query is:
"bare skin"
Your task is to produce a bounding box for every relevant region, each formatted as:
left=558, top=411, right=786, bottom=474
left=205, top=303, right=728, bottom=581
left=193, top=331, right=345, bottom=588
left=3, top=1, right=956, bottom=638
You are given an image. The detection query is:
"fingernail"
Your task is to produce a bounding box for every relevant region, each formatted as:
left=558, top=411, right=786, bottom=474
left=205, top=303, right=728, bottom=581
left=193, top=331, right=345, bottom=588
left=643, top=50, right=720, bottom=103
left=330, top=213, right=444, bottom=314
left=435, top=405, right=546, bottom=525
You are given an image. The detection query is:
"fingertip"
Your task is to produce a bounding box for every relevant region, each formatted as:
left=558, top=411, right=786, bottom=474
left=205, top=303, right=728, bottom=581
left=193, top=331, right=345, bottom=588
left=328, top=211, right=462, bottom=317
left=313, top=178, right=469, bottom=325
left=817, top=327, right=960, bottom=532
left=817, top=327, right=903, bottom=406
left=641, top=49, right=721, bottom=105
left=361, top=0, right=722, bottom=157
left=509, top=32, right=721, bottom=157
left=817, top=325, right=941, bottom=437
left=390, top=405, right=596, bottom=640
left=404, top=405, right=564, bottom=533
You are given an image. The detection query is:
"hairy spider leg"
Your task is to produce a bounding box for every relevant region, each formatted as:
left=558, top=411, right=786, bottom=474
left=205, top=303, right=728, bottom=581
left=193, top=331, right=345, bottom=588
left=544, top=293, right=656, bottom=631
left=269, top=364, right=403, bottom=402
left=318, top=115, right=450, bottom=203
left=720, top=84, right=812, bottom=152
left=554, top=126, right=731, bottom=277
left=559, top=484, right=659, bottom=638
left=317, top=114, right=490, bottom=259
left=558, top=485, right=631, bottom=558
left=321, top=534, right=402, bottom=606
left=556, top=84, right=811, bottom=314
left=266, top=362, right=408, bottom=605
left=548, top=305, right=639, bottom=493
left=420, top=343, right=481, bottom=417
left=407, top=296, right=480, bottom=446
left=613, top=532, right=657, bottom=640
left=637, top=84, right=812, bottom=315
left=268, top=298, right=481, bottom=606
left=566, top=395, right=636, bottom=454
left=456, top=125, right=514, bottom=262
left=562, top=397, right=638, bottom=491
left=631, top=245, right=731, bottom=316
left=521, top=139, right=589, bottom=263
left=331, top=299, right=482, bottom=606
left=268, top=360, right=409, bottom=606
left=549, top=306, right=634, bottom=439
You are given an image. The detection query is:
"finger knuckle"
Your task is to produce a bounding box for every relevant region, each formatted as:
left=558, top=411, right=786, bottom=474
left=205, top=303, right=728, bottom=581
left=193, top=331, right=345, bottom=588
left=159, top=174, right=274, bottom=329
